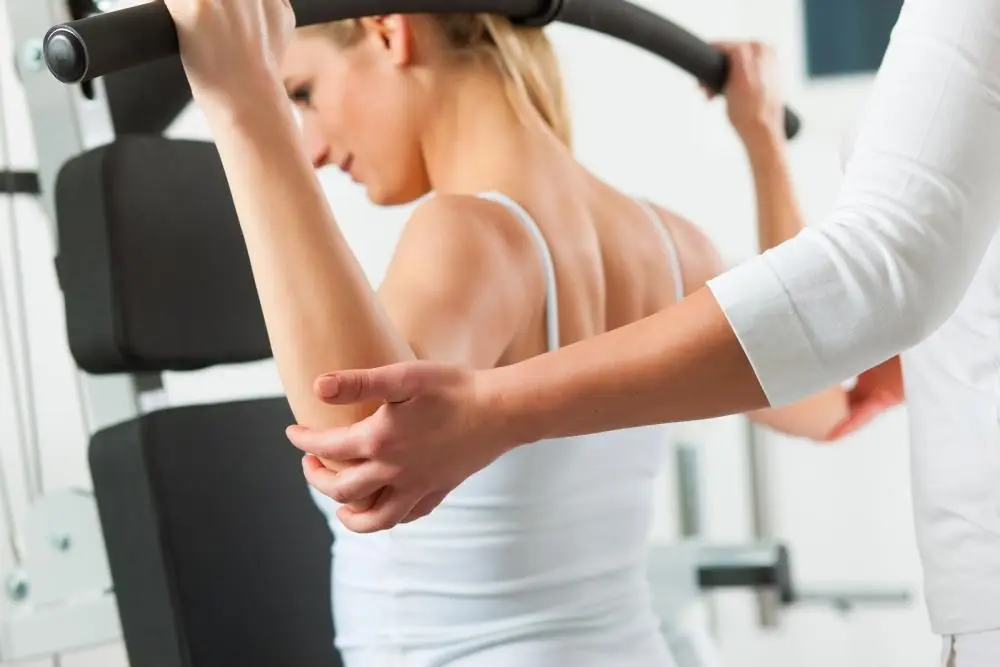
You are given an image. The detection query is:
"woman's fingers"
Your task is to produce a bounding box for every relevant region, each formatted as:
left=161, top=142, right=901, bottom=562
left=825, top=391, right=899, bottom=440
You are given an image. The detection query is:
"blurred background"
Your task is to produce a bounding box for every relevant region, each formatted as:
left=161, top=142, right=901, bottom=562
left=0, top=0, right=934, bottom=665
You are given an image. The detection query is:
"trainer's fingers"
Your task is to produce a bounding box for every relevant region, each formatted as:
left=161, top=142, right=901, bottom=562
left=301, top=454, right=347, bottom=502
left=301, top=455, right=382, bottom=511
left=286, top=421, right=375, bottom=460
left=337, top=486, right=422, bottom=534
left=400, top=490, right=449, bottom=525
left=314, top=365, right=416, bottom=405
left=328, top=461, right=399, bottom=506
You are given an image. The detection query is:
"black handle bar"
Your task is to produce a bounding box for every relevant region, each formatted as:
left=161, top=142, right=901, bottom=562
left=42, top=0, right=801, bottom=139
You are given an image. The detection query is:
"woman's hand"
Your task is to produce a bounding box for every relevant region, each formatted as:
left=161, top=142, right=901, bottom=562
left=825, top=356, right=905, bottom=440
left=706, top=41, right=786, bottom=148
left=286, top=362, right=515, bottom=533
left=160, top=0, right=295, bottom=107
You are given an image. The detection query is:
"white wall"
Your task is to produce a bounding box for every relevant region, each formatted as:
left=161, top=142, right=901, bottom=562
left=0, top=0, right=939, bottom=666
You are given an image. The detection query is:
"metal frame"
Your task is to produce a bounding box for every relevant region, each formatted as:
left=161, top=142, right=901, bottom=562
left=0, top=0, right=165, bottom=660
left=744, top=421, right=916, bottom=621
left=746, top=420, right=782, bottom=627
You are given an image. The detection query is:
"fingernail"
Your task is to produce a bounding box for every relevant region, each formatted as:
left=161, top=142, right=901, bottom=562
left=317, top=375, right=339, bottom=398
left=286, top=425, right=303, bottom=438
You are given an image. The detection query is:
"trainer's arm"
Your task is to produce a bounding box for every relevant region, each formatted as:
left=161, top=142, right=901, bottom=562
left=485, top=0, right=1000, bottom=445
left=737, top=126, right=850, bottom=441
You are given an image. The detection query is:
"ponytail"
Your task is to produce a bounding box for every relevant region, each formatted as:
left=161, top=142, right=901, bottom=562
left=475, top=15, right=572, bottom=147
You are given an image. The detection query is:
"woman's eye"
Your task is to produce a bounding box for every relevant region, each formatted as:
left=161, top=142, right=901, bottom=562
left=289, top=84, right=312, bottom=107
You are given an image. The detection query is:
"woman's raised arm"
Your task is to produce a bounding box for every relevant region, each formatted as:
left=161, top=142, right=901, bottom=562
left=162, top=4, right=535, bottom=442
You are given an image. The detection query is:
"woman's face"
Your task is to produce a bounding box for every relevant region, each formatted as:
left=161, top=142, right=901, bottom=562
left=280, top=23, right=432, bottom=205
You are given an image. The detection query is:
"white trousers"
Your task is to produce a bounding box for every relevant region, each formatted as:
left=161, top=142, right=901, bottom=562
left=941, top=629, right=1000, bottom=667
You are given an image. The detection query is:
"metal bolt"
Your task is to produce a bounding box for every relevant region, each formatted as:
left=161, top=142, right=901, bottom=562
left=4, top=570, right=29, bottom=603
left=52, top=533, right=72, bottom=552
left=20, top=40, right=44, bottom=73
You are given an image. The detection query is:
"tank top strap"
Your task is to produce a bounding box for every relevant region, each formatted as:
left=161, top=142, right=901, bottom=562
left=634, top=198, right=685, bottom=303
left=476, top=191, right=560, bottom=353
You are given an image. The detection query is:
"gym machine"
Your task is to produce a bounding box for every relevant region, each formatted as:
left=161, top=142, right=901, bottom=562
left=0, top=0, right=907, bottom=664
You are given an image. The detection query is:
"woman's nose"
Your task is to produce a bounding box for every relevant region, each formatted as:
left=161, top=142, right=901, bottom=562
left=302, top=121, right=332, bottom=169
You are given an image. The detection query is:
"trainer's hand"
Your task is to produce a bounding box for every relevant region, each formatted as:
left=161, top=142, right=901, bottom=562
left=825, top=356, right=905, bottom=440
left=286, top=362, right=515, bottom=533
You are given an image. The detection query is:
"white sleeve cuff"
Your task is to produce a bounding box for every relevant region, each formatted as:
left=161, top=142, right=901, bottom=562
left=706, top=256, right=829, bottom=407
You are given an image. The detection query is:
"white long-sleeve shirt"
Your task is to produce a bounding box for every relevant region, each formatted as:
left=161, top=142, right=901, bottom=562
left=707, top=0, right=1000, bottom=636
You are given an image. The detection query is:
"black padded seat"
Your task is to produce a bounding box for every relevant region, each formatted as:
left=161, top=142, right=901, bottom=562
left=55, top=135, right=343, bottom=665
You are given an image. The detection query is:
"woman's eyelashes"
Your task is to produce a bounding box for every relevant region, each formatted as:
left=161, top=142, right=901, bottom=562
left=288, top=82, right=313, bottom=107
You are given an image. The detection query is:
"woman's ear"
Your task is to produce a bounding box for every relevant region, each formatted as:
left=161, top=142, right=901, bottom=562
left=359, top=15, right=414, bottom=66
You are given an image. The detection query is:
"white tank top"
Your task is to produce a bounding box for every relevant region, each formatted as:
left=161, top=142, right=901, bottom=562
left=324, top=192, right=687, bottom=656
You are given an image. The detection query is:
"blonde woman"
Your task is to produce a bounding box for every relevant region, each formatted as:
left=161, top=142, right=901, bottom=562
left=162, top=2, right=887, bottom=664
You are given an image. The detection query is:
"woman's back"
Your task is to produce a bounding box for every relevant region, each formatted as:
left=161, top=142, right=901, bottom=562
left=485, top=142, right=699, bottom=362
left=182, top=7, right=834, bottom=665
left=324, top=146, right=710, bottom=665
left=277, top=11, right=724, bottom=664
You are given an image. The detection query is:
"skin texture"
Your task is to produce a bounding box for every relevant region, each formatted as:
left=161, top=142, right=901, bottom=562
left=157, top=0, right=903, bottom=534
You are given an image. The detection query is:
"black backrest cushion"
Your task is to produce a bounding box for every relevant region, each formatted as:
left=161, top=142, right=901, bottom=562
left=55, top=136, right=271, bottom=374
left=105, top=57, right=192, bottom=135
left=89, top=398, right=341, bottom=667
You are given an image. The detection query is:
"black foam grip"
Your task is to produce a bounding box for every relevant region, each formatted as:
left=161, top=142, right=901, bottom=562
left=44, top=3, right=179, bottom=84
left=43, top=0, right=550, bottom=84
left=558, top=0, right=802, bottom=139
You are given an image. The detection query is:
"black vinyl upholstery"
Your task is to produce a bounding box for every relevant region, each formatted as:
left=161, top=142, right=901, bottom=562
left=56, top=135, right=343, bottom=665
left=89, top=398, right=341, bottom=667
left=54, top=135, right=271, bottom=374
left=105, top=56, right=192, bottom=135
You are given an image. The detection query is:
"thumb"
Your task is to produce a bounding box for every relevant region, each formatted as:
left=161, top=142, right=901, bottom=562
left=314, top=364, right=419, bottom=405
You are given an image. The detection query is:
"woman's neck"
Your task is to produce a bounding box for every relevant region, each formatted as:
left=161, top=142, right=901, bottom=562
left=419, top=68, right=567, bottom=194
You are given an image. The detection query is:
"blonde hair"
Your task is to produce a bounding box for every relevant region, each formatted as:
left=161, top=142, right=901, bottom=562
left=307, top=14, right=572, bottom=147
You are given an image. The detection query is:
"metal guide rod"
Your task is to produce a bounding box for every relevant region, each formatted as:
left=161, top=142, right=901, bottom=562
left=4, top=0, right=150, bottom=437
left=0, top=78, right=44, bottom=504
left=746, top=419, right=781, bottom=628
left=1, top=0, right=167, bottom=661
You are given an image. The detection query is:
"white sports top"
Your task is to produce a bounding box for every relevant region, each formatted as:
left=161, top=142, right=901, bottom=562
left=321, top=193, right=686, bottom=664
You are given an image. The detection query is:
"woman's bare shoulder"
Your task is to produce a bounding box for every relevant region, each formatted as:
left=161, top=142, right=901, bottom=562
left=382, top=193, right=546, bottom=312
left=646, top=202, right=727, bottom=295
left=395, top=193, right=541, bottom=266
